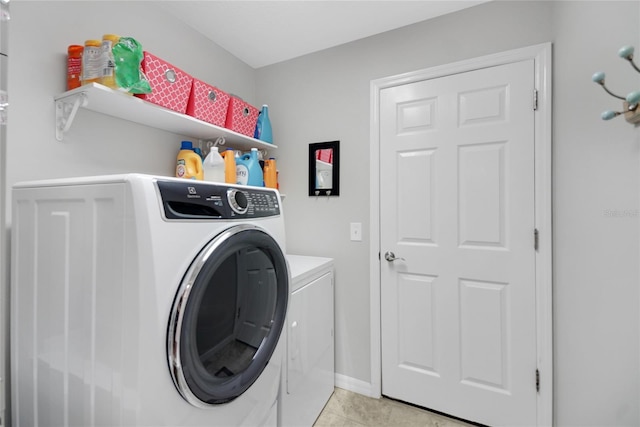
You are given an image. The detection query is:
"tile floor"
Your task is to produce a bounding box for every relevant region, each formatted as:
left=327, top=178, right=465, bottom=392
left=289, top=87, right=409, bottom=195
left=313, top=388, right=477, bottom=427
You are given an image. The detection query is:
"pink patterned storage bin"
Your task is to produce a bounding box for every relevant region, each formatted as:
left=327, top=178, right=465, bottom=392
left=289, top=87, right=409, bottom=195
left=186, top=79, right=231, bottom=127
left=136, top=51, right=193, bottom=114
left=224, top=96, right=259, bottom=137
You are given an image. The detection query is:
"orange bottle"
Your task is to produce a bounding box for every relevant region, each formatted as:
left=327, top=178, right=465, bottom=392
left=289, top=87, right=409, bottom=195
left=67, top=45, right=83, bottom=90
left=221, top=148, right=237, bottom=184
left=263, top=158, right=278, bottom=189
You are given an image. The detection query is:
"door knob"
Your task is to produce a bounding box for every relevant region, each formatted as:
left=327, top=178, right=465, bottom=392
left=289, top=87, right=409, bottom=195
left=384, top=251, right=405, bottom=262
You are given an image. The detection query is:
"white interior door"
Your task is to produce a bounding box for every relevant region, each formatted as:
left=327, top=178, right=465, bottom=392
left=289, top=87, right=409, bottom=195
left=380, top=59, right=537, bottom=426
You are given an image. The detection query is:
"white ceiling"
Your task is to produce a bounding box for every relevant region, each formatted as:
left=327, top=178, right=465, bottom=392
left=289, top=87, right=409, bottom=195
left=158, top=1, right=488, bottom=68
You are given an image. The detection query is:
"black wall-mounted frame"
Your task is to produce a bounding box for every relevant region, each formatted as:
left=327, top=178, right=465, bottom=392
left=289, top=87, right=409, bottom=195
left=309, top=140, right=340, bottom=196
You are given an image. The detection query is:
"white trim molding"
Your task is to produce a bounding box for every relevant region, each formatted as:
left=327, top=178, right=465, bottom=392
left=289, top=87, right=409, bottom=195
left=334, top=374, right=379, bottom=399
left=369, top=42, right=553, bottom=426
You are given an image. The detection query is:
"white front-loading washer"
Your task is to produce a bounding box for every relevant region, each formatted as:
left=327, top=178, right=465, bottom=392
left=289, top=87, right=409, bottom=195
left=11, top=174, right=289, bottom=427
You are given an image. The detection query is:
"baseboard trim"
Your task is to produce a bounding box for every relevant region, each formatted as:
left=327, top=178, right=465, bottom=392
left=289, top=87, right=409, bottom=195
left=334, top=373, right=380, bottom=398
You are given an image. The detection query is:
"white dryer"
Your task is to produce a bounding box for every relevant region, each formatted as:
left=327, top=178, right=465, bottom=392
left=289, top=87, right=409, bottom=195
left=11, top=174, right=289, bottom=427
left=280, top=255, right=334, bottom=427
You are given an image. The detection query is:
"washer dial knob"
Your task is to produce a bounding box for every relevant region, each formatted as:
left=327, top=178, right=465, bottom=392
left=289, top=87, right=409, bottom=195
left=227, top=189, right=249, bottom=214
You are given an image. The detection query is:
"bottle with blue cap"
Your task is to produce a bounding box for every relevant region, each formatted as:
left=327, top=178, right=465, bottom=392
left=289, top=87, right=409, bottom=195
left=236, top=148, right=263, bottom=186
left=176, top=141, right=203, bottom=180
left=254, top=105, right=273, bottom=143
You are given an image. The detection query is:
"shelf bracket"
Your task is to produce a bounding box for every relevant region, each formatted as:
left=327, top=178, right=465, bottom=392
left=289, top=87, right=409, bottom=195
left=55, top=92, right=88, bottom=141
left=202, top=137, right=226, bottom=155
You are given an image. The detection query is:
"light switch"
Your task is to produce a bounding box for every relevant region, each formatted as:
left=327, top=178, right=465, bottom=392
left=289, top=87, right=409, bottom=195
left=350, top=222, right=362, bottom=241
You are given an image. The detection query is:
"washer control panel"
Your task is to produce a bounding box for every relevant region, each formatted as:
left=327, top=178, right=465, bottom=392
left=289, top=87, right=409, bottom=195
left=156, top=180, right=280, bottom=220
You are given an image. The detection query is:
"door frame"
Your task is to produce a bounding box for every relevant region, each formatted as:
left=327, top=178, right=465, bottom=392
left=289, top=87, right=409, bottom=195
left=369, top=43, right=553, bottom=426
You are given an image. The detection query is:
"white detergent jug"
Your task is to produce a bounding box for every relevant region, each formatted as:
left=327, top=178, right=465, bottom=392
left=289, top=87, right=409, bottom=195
left=203, top=146, right=226, bottom=183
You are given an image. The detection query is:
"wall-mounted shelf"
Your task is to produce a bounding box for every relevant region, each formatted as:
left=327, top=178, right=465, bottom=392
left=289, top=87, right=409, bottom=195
left=54, top=83, right=277, bottom=151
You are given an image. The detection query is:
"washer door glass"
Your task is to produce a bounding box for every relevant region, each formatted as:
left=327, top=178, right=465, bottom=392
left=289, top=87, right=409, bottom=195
left=168, top=225, right=289, bottom=405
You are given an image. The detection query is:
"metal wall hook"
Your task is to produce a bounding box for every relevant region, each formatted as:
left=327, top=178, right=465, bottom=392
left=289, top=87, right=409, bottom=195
left=313, top=189, right=333, bottom=198
left=601, top=101, right=639, bottom=121
left=592, top=72, right=626, bottom=100
left=618, top=45, right=640, bottom=73
left=593, top=45, right=640, bottom=124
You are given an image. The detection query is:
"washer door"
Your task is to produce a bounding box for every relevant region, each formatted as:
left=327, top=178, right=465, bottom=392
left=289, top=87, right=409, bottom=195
left=168, top=224, right=288, bottom=406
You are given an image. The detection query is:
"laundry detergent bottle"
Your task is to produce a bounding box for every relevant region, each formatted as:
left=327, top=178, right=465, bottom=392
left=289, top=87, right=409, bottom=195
left=176, top=141, right=203, bottom=180
left=254, top=104, right=273, bottom=144
left=263, top=158, right=278, bottom=189
left=221, top=148, right=237, bottom=184
left=203, top=146, right=225, bottom=183
left=235, top=148, right=263, bottom=186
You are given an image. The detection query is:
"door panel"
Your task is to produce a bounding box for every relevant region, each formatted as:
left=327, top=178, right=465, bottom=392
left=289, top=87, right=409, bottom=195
left=380, top=59, right=536, bottom=427
left=459, top=279, right=509, bottom=391
left=396, top=273, right=437, bottom=374
left=397, top=149, right=436, bottom=243
left=458, top=142, right=506, bottom=247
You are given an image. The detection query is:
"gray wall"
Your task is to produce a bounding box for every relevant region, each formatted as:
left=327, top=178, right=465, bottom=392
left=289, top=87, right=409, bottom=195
left=553, top=2, right=640, bottom=425
left=6, top=1, right=257, bottom=190
left=3, top=1, right=258, bottom=421
left=256, top=1, right=639, bottom=425
left=2, top=1, right=639, bottom=426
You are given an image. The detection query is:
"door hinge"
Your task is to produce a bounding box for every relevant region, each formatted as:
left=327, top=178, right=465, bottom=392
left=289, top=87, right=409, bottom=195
left=536, top=368, right=540, bottom=392
left=533, top=89, right=538, bottom=111
left=534, top=228, right=539, bottom=251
